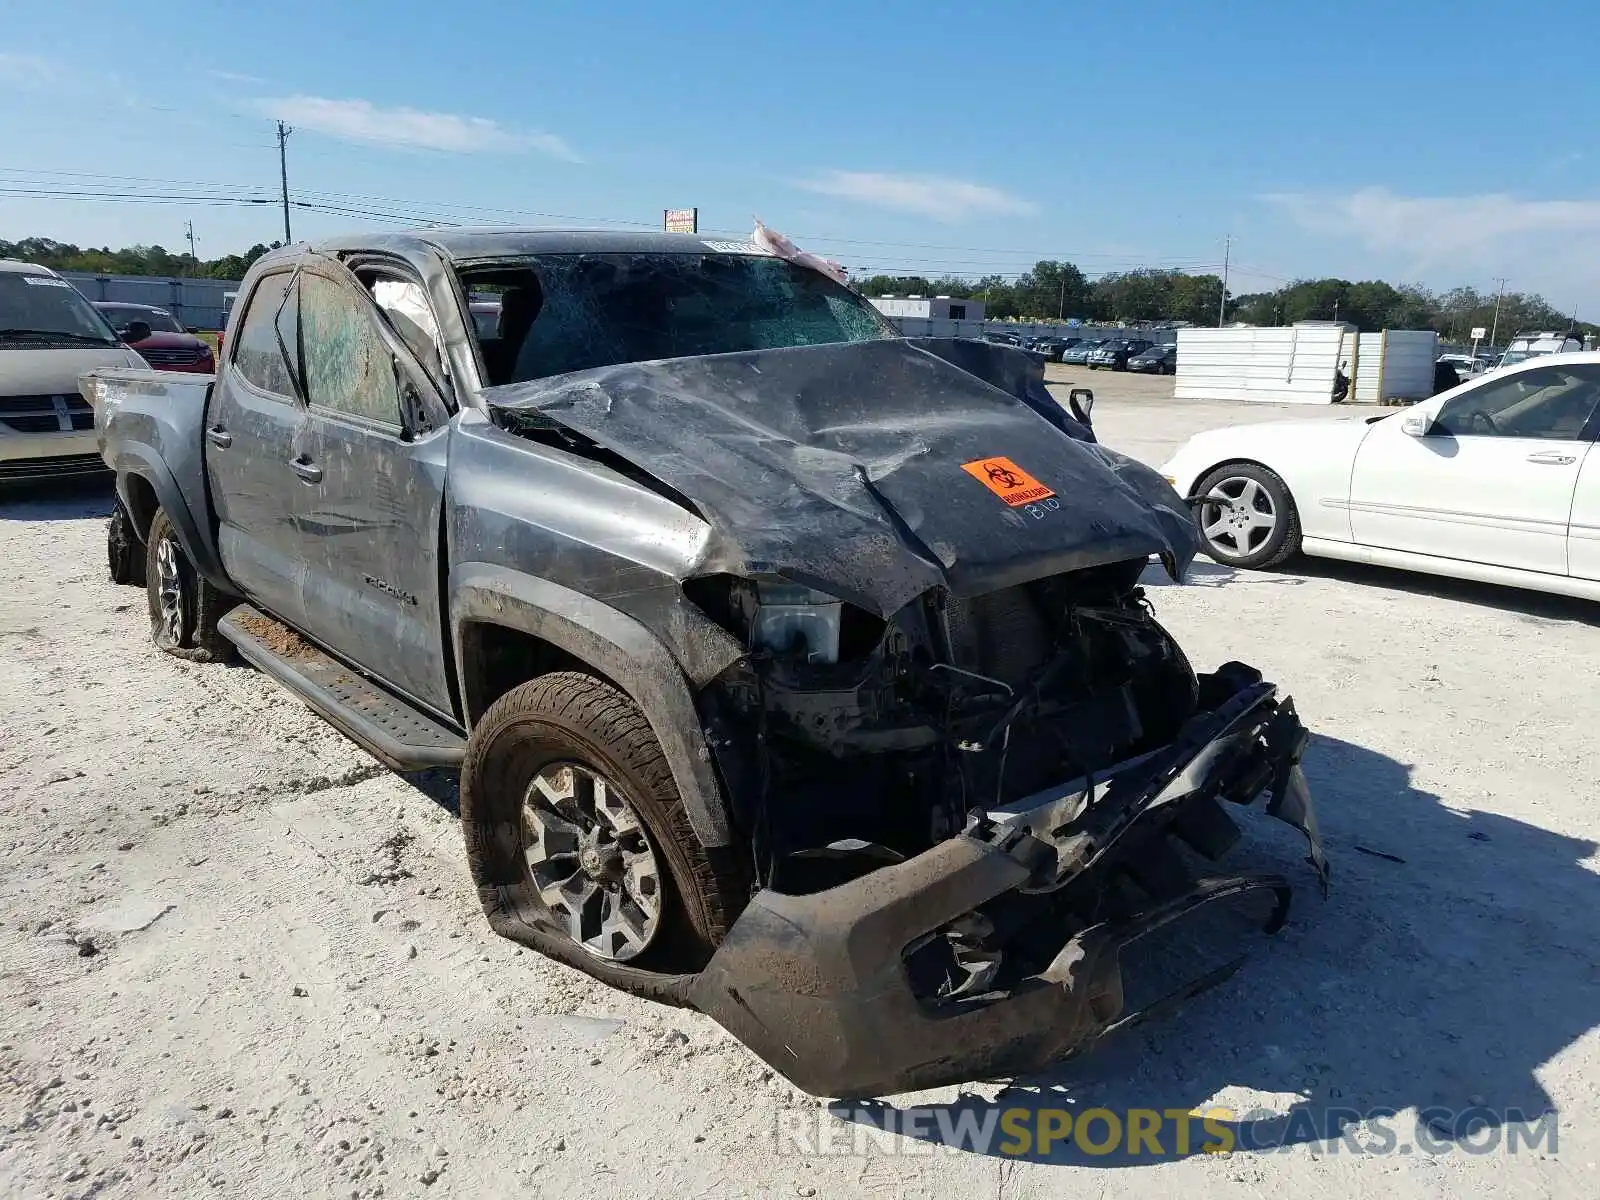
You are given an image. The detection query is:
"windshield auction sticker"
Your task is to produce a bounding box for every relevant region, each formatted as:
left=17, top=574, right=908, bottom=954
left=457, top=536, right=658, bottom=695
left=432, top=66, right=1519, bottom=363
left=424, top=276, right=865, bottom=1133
left=962, top=457, right=1056, bottom=506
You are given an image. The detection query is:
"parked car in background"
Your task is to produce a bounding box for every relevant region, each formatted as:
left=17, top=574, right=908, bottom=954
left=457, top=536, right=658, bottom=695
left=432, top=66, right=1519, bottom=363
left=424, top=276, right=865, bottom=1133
left=1029, top=338, right=1073, bottom=363
left=1088, top=338, right=1154, bottom=371
left=1060, top=339, right=1104, bottom=365
left=982, top=331, right=1022, bottom=347
left=1496, top=331, right=1583, bottom=370
left=94, top=302, right=215, bottom=374
left=1438, top=353, right=1492, bottom=378
left=1160, top=352, right=1600, bottom=599
left=1126, top=344, right=1177, bottom=375
left=0, top=260, right=147, bottom=484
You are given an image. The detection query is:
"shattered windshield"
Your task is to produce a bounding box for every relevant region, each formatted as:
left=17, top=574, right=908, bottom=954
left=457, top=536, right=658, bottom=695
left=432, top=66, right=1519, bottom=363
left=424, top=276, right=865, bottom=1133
left=463, top=252, right=898, bottom=385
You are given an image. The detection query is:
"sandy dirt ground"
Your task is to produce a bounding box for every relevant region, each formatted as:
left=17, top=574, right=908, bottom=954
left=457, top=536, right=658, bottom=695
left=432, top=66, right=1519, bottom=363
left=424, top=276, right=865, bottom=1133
left=2, top=375, right=1598, bottom=1198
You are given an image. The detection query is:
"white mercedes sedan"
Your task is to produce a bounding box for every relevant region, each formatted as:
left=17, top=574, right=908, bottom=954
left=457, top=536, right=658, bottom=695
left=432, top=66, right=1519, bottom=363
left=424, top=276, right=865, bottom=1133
left=1160, top=352, right=1600, bottom=602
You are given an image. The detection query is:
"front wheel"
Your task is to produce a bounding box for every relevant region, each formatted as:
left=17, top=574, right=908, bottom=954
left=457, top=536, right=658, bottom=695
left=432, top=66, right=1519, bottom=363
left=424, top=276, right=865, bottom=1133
left=144, top=508, right=234, bottom=662
left=1191, top=462, right=1301, bottom=569
left=460, top=672, right=748, bottom=972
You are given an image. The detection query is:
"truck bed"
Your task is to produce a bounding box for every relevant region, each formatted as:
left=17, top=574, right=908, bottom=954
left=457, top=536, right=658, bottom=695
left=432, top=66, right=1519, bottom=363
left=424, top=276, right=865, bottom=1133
left=84, top=367, right=222, bottom=584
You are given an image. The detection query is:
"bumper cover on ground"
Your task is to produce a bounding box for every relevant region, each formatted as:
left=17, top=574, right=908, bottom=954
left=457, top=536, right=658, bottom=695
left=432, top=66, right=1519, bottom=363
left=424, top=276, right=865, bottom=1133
left=691, top=681, right=1327, bottom=1099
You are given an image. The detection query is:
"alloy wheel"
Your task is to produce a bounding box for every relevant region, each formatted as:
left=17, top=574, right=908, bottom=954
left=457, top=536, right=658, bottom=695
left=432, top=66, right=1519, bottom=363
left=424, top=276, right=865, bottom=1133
left=522, top=761, right=663, bottom=961
left=154, top=535, right=186, bottom=645
left=1199, top=475, right=1279, bottom=558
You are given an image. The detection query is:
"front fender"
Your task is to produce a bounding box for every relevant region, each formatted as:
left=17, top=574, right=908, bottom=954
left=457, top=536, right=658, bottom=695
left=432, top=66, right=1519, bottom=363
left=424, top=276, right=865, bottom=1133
left=450, top=563, right=734, bottom=848
left=111, top=443, right=231, bottom=592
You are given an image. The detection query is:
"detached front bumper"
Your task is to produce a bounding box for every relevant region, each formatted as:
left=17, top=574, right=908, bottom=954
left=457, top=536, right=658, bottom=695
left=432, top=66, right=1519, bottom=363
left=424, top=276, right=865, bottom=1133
left=691, top=678, right=1327, bottom=1099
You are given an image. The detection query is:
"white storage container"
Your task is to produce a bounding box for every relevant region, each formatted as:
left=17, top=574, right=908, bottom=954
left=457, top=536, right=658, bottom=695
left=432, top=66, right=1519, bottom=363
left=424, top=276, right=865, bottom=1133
left=1178, top=324, right=1440, bottom=405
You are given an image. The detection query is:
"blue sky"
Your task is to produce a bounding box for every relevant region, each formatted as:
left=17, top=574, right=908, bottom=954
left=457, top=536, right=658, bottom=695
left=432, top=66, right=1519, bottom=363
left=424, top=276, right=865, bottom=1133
left=3, top=0, right=1596, bottom=311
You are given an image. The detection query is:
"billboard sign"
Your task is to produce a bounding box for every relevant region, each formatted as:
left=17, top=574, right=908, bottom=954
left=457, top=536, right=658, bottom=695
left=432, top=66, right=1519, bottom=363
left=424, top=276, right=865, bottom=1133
left=664, top=207, right=698, bottom=234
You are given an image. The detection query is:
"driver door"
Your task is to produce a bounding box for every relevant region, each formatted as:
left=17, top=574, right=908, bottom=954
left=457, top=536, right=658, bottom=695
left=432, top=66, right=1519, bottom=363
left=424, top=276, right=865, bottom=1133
left=284, top=258, right=456, bottom=717
left=1348, top=363, right=1600, bottom=575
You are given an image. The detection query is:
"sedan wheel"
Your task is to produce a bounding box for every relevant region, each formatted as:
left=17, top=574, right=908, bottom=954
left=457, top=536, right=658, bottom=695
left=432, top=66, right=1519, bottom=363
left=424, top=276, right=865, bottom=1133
left=1192, top=463, right=1301, bottom=569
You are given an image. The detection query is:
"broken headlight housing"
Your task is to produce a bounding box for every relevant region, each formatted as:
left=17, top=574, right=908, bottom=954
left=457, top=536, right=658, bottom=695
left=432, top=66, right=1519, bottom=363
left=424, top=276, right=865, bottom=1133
left=749, top=582, right=842, bottom=665
left=684, top=574, right=888, bottom=667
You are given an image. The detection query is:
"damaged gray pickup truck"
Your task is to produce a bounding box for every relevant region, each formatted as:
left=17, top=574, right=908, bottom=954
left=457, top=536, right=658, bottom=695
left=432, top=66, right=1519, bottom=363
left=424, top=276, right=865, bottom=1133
left=88, top=230, right=1326, bottom=1099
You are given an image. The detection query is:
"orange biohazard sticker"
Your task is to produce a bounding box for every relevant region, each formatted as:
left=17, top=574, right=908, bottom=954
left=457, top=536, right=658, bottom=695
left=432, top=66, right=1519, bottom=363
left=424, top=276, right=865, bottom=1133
left=961, top=456, right=1055, bottom=507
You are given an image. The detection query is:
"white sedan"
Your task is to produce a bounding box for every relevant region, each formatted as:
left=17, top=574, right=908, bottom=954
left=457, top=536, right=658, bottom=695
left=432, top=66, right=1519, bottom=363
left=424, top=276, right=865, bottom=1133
left=1159, top=352, right=1600, bottom=602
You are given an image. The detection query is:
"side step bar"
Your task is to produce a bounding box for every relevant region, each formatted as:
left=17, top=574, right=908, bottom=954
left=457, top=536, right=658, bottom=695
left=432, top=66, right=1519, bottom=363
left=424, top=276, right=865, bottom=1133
left=218, top=605, right=466, bottom=772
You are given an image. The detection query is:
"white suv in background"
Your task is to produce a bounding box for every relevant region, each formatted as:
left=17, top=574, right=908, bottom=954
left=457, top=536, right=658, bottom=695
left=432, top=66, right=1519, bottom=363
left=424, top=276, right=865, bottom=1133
left=0, top=261, right=148, bottom=484
left=1496, top=331, right=1584, bottom=371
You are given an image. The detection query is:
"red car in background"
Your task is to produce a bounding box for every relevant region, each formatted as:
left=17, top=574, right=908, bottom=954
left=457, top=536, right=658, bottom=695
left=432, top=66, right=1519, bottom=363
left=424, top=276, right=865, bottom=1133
left=92, top=302, right=216, bottom=373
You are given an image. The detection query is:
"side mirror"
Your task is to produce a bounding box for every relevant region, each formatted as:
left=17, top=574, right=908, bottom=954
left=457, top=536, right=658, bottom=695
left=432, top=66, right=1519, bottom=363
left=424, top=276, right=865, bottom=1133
left=1068, top=387, right=1095, bottom=426
left=1401, top=412, right=1431, bottom=437
left=120, top=320, right=152, bottom=344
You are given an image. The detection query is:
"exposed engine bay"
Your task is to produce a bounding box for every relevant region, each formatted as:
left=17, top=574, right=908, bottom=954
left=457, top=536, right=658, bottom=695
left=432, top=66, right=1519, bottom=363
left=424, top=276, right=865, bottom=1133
left=690, top=558, right=1199, bottom=893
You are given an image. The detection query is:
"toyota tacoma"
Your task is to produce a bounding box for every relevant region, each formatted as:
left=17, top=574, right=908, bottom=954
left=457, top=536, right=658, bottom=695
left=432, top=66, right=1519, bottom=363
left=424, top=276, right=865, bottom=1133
left=88, top=229, right=1325, bottom=1098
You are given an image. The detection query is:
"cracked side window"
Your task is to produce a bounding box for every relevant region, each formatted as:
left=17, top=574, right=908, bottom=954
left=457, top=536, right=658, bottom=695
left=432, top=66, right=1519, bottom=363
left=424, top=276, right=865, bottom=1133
left=299, top=273, right=402, bottom=427
left=231, top=272, right=296, bottom=398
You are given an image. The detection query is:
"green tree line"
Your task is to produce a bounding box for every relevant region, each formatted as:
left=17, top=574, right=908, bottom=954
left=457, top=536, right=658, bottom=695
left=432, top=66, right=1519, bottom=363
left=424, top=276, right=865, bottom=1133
left=854, top=261, right=1596, bottom=343
left=5, top=235, right=1592, bottom=344
left=0, top=237, right=281, bottom=282
left=853, top=263, right=1227, bottom=327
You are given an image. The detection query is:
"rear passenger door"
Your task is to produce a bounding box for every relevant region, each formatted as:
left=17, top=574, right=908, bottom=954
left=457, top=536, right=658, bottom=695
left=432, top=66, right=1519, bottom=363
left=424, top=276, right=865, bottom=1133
left=207, top=267, right=314, bottom=622
left=286, top=258, right=455, bottom=717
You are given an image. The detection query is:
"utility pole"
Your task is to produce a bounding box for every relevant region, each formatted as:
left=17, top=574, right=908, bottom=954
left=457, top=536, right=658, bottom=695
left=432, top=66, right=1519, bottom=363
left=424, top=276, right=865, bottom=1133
left=276, top=120, right=293, bottom=244
left=1058, top=272, right=1066, bottom=320
left=1487, top=276, right=1508, bottom=349
left=184, top=220, right=196, bottom=271
left=1217, top=235, right=1232, bottom=327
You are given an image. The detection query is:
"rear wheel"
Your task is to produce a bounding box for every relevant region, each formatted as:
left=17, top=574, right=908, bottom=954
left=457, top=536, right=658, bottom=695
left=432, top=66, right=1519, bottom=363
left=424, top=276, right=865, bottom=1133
left=108, top=499, right=145, bottom=587
left=1191, top=462, right=1301, bottom=569
left=144, top=508, right=233, bottom=662
left=460, top=671, right=748, bottom=972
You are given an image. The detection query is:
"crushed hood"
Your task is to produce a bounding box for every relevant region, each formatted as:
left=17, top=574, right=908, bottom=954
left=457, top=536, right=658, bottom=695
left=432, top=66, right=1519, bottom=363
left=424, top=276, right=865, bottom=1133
left=486, top=339, right=1198, bottom=617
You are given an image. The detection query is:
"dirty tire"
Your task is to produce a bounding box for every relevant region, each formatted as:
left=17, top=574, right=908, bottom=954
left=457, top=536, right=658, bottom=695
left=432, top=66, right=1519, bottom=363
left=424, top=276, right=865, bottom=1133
left=107, top=499, right=145, bottom=587
left=144, top=507, right=234, bottom=663
left=461, top=671, right=748, bottom=974
left=1191, top=462, right=1302, bottom=570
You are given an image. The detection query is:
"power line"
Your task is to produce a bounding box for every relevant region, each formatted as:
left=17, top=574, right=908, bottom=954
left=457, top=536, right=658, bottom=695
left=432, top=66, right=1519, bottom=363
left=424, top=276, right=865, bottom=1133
left=0, top=186, right=274, bottom=207
left=0, top=163, right=1282, bottom=282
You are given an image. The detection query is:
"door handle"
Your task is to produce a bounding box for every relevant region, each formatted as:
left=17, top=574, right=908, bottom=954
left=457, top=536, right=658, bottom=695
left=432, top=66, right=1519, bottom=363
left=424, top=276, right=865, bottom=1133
left=205, top=425, right=232, bottom=449
left=1526, top=451, right=1577, bottom=465
left=289, top=455, right=323, bottom=484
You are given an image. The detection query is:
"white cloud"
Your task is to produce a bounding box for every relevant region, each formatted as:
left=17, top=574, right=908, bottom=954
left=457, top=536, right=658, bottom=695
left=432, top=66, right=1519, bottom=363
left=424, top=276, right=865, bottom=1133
left=252, top=95, right=580, bottom=161
left=800, top=170, right=1037, bottom=220
left=1265, top=186, right=1600, bottom=308
left=1266, top=187, right=1600, bottom=258
left=0, top=53, right=60, bottom=86
left=207, top=68, right=266, bottom=85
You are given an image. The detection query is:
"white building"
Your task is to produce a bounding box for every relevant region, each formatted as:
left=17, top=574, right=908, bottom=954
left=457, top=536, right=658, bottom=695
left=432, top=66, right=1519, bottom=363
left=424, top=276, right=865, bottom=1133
left=869, top=295, right=985, bottom=322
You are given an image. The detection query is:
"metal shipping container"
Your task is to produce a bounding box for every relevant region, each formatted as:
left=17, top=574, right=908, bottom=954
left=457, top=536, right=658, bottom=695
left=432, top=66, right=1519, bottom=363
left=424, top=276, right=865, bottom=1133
left=1176, top=325, right=1347, bottom=404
